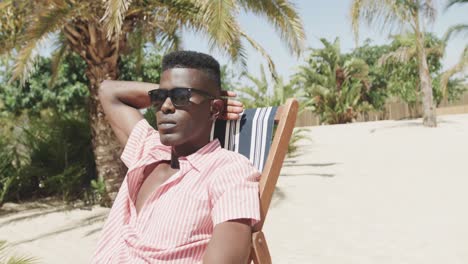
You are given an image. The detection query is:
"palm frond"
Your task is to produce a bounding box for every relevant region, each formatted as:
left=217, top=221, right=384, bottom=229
left=350, top=0, right=413, bottom=43
left=201, top=0, right=245, bottom=61
left=445, top=0, right=468, bottom=10
left=6, top=255, right=39, bottom=264
left=378, top=46, right=414, bottom=65
left=343, top=58, right=369, bottom=80
left=440, top=46, right=468, bottom=98
left=127, top=0, right=304, bottom=76
left=443, top=24, right=468, bottom=42
left=378, top=32, right=443, bottom=66
left=293, top=65, right=330, bottom=88
left=10, top=4, right=82, bottom=85
left=244, top=74, right=267, bottom=96
left=49, top=34, right=69, bottom=87
left=126, top=1, right=191, bottom=53
left=0, top=240, right=39, bottom=264
left=150, top=11, right=183, bottom=53
left=102, top=0, right=133, bottom=39
left=137, top=0, right=202, bottom=24
left=10, top=40, right=43, bottom=86
left=420, top=0, right=437, bottom=24
left=238, top=0, right=306, bottom=56
left=350, top=0, right=364, bottom=45
left=240, top=30, right=278, bottom=80
left=142, top=0, right=247, bottom=65
left=157, top=30, right=182, bottom=52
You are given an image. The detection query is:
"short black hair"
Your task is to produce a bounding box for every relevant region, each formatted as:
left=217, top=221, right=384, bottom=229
left=162, top=50, right=221, bottom=88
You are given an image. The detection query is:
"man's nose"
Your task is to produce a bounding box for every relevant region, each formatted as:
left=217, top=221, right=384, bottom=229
left=161, top=97, right=175, bottom=113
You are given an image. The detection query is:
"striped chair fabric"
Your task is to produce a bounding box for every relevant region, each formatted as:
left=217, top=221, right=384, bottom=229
left=210, top=107, right=278, bottom=172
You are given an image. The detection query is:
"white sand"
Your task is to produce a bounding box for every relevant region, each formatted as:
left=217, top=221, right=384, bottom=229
left=2, top=114, right=468, bottom=264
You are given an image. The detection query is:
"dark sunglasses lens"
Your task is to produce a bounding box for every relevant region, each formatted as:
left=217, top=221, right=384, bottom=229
left=171, top=88, right=191, bottom=106
left=150, top=90, right=167, bottom=105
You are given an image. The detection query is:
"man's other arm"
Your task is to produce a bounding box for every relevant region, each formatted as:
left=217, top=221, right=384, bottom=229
left=99, top=80, right=157, bottom=146
left=203, top=219, right=252, bottom=264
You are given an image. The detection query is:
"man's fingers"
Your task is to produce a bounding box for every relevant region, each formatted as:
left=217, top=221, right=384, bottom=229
left=217, top=91, right=244, bottom=121
left=225, top=105, right=243, bottom=114
left=220, top=112, right=241, bottom=120
left=221, top=90, right=237, bottom=97
left=225, top=98, right=243, bottom=107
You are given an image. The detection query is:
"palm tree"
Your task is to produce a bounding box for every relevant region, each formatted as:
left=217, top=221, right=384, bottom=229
left=376, top=33, right=445, bottom=115
left=444, top=0, right=468, bottom=41
left=293, top=38, right=372, bottom=124
left=377, top=33, right=444, bottom=67
left=0, top=0, right=305, bottom=199
left=351, top=0, right=438, bottom=127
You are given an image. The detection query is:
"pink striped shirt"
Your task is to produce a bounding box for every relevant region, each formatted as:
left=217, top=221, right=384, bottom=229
left=92, top=119, right=261, bottom=263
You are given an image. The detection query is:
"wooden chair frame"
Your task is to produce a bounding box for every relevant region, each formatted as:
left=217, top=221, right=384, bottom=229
left=249, top=98, right=299, bottom=264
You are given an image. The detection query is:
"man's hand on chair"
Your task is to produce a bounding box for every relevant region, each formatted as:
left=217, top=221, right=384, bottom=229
left=220, top=90, right=244, bottom=120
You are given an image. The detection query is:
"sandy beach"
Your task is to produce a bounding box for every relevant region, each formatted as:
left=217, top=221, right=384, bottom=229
left=2, top=113, right=468, bottom=263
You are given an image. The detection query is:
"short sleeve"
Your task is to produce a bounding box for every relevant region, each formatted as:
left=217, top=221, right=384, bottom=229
left=209, top=158, right=261, bottom=226
left=120, top=119, right=158, bottom=168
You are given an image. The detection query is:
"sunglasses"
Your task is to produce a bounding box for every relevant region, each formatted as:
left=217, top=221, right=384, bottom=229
left=148, top=87, right=216, bottom=107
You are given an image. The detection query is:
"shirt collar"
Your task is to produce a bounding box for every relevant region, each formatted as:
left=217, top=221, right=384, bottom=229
left=185, top=139, right=221, bottom=171
left=148, top=145, right=171, bottom=162
left=148, top=139, right=221, bottom=172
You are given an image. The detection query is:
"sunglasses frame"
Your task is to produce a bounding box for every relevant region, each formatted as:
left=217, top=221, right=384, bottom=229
left=148, top=87, right=216, bottom=107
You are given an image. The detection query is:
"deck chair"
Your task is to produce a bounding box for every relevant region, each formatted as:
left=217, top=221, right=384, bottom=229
left=211, top=98, right=299, bottom=264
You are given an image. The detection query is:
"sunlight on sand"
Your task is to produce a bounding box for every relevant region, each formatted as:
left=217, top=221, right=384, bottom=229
left=2, top=114, right=468, bottom=264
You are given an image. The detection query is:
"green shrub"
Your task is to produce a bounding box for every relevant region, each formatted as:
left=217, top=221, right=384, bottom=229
left=293, top=38, right=373, bottom=124
left=0, top=110, right=96, bottom=204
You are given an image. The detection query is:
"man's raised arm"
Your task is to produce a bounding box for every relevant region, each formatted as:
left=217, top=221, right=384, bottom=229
left=99, top=80, right=158, bottom=146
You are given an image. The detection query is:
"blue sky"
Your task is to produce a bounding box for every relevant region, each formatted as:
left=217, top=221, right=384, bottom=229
left=181, top=0, right=467, bottom=82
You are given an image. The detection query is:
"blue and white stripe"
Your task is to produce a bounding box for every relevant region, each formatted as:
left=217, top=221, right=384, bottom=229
left=211, top=107, right=277, bottom=171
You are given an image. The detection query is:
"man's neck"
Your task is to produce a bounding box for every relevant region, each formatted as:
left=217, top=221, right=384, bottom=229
left=170, top=139, right=210, bottom=169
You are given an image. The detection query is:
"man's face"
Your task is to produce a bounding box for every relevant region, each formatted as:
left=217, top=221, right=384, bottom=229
left=155, top=68, right=219, bottom=150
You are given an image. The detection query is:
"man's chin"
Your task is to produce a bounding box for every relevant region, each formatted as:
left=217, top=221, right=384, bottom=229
left=159, top=134, right=182, bottom=146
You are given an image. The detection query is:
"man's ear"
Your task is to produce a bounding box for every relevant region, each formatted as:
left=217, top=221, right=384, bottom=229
left=210, top=99, right=224, bottom=121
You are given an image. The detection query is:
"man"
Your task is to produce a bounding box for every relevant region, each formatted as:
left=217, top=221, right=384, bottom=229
left=92, top=51, right=261, bottom=263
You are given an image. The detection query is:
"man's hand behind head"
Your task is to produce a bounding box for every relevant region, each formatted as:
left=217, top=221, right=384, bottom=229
left=220, top=90, right=244, bottom=120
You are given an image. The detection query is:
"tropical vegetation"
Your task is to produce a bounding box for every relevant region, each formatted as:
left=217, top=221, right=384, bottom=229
left=0, top=0, right=306, bottom=199
left=351, top=0, right=440, bottom=127
left=293, top=38, right=373, bottom=124
left=0, top=1, right=467, bottom=207
left=0, top=51, right=161, bottom=206
left=230, top=65, right=308, bottom=156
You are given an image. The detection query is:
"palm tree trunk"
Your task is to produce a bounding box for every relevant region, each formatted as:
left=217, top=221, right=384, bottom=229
left=417, top=45, right=437, bottom=126
left=86, top=64, right=126, bottom=203
left=64, top=22, right=127, bottom=203
left=414, top=16, right=437, bottom=127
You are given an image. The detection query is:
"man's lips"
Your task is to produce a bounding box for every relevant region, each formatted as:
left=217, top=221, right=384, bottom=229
left=158, top=121, right=177, bottom=129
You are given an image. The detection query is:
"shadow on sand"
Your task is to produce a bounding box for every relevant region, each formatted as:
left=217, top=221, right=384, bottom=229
left=369, top=119, right=455, bottom=133
left=281, top=161, right=338, bottom=178
left=283, top=161, right=339, bottom=167
left=0, top=206, right=74, bottom=228
left=281, top=173, right=335, bottom=177
left=11, top=212, right=108, bottom=246
left=270, top=187, right=286, bottom=208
